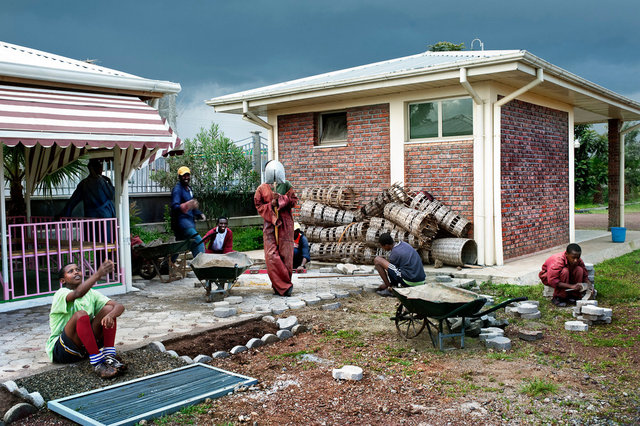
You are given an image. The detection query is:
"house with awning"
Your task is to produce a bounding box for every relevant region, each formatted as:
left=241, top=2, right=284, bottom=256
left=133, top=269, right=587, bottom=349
left=207, top=50, right=640, bottom=266
left=0, top=41, right=181, bottom=311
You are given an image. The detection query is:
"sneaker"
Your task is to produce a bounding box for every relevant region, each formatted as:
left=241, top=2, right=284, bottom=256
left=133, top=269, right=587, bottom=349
left=104, top=354, right=127, bottom=373
left=94, top=361, right=119, bottom=379
left=551, top=297, right=567, bottom=307
left=376, top=289, right=393, bottom=297
left=283, top=286, right=293, bottom=297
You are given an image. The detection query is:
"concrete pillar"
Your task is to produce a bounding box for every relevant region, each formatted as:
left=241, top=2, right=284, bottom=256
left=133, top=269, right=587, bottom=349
left=608, top=119, right=621, bottom=229
left=251, top=131, right=262, bottom=179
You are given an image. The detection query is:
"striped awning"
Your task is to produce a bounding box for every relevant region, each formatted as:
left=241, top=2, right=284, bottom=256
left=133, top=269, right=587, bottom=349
left=0, top=84, right=180, bottom=149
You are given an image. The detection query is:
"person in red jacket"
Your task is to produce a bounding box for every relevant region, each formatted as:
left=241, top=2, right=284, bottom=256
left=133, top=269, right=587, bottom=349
left=203, top=217, right=234, bottom=254
left=539, top=243, right=590, bottom=307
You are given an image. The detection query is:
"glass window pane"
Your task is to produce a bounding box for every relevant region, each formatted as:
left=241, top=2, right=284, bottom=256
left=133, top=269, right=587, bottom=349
left=442, top=98, right=473, bottom=137
left=320, top=112, right=347, bottom=143
left=409, top=102, right=438, bottom=139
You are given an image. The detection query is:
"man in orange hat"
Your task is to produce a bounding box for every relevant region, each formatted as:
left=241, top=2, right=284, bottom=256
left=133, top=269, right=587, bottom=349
left=170, top=166, right=205, bottom=257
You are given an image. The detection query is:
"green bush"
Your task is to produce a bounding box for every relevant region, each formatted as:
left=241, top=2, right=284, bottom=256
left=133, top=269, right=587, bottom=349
left=594, top=249, right=640, bottom=303
left=233, top=226, right=263, bottom=251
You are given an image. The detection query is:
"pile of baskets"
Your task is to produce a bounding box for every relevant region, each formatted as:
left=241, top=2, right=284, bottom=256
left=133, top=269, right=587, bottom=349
left=298, top=183, right=476, bottom=266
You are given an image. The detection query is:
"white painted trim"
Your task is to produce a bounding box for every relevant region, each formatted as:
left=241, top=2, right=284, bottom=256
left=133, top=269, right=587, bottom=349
left=569, top=111, right=575, bottom=242
left=404, top=137, right=473, bottom=145
left=0, top=131, right=176, bottom=143
left=313, top=143, right=348, bottom=149
left=389, top=100, right=405, bottom=184
left=0, top=146, right=7, bottom=294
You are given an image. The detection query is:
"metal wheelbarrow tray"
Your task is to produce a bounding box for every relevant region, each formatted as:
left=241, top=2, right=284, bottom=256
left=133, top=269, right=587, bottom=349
left=133, top=239, right=193, bottom=282
left=190, top=252, right=254, bottom=302
left=390, top=282, right=526, bottom=350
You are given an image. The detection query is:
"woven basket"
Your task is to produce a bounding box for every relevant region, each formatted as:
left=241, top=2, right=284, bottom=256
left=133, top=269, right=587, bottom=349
left=418, top=248, right=432, bottom=265
left=387, top=182, right=413, bottom=205
left=300, top=185, right=357, bottom=210
left=299, top=201, right=358, bottom=226
left=364, top=226, right=425, bottom=248
left=383, top=203, right=438, bottom=239
left=360, top=191, right=391, bottom=218
left=309, top=242, right=379, bottom=264
left=431, top=238, right=477, bottom=266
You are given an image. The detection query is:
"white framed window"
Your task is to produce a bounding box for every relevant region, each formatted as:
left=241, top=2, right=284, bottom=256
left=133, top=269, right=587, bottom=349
left=408, top=97, right=473, bottom=140
left=317, top=111, right=347, bottom=145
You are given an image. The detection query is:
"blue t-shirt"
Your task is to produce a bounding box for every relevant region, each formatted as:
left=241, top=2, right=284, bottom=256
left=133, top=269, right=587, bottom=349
left=388, top=241, right=425, bottom=283
left=171, top=182, right=203, bottom=235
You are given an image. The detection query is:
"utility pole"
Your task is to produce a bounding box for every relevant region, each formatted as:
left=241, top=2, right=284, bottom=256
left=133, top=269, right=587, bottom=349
left=251, top=131, right=262, bottom=179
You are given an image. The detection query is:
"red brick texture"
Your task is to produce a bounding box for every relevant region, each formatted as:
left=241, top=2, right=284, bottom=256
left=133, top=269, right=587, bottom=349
left=404, top=141, right=474, bottom=223
left=500, top=98, right=569, bottom=260
left=277, top=104, right=391, bottom=206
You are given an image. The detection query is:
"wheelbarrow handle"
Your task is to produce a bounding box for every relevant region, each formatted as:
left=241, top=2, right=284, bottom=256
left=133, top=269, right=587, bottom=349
left=472, top=296, right=528, bottom=318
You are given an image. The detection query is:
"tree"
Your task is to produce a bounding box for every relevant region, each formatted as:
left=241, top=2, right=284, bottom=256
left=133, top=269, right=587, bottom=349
left=3, top=144, right=85, bottom=217
left=151, top=123, right=260, bottom=219
left=622, top=122, right=640, bottom=198
left=428, top=41, right=465, bottom=52
left=574, top=124, right=609, bottom=204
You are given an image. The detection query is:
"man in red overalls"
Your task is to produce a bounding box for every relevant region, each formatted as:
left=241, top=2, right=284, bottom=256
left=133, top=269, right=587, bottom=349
left=539, top=243, right=590, bottom=307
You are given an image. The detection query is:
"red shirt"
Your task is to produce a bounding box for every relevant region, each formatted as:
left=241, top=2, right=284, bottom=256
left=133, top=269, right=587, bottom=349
left=539, top=251, right=587, bottom=287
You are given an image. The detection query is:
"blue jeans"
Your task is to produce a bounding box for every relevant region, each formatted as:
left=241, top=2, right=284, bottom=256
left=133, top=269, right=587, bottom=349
left=175, top=227, right=204, bottom=259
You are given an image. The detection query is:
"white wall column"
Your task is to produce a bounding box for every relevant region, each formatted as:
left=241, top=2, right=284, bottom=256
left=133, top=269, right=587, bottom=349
left=113, top=148, right=126, bottom=288
left=1, top=146, right=8, bottom=295
left=389, top=100, right=405, bottom=184
left=122, top=174, right=133, bottom=292
left=568, top=112, right=575, bottom=241
left=483, top=99, right=495, bottom=265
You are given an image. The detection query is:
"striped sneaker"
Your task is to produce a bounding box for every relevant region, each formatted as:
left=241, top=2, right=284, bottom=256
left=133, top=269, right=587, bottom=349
left=104, top=354, right=127, bottom=373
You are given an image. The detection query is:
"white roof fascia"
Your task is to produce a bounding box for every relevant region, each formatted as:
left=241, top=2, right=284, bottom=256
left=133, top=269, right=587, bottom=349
left=0, top=61, right=181, bottom=94
left=207, top=51, right=527, bottom=107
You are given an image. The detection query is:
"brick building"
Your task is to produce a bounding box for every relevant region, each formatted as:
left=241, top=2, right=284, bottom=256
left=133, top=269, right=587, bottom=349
left=207, top=50, right=640, bottom=266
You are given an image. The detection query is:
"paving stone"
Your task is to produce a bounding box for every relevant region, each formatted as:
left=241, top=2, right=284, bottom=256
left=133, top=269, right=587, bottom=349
left=520, top=311, right=542, bottom=320
left=213, top=307, right=237, bottom=318
left=3, top=402, right=37, bottom=424
left=363, top=283, right=380, bottom=292
left=318, top=292, right=336, bottom=300
left=261, top=333, right=280, bottom=344
left=518, top=330, right=544, bottom=341
left=302, top=296, right=321, bottom=305
left=582, top=305, right=605, bottom=316
left=26, top=391, right=45, bottom=408
left=166, top=350, right=179, bottom=358
left=14, top=387, right=29, bottom=399
left=147, top=341, right=166, bottom=352
left=194, top=354, right=213, bottom=363
left=180, top=355, right=194, bottom=364
left=505, top=306, right=520, bottom=315
left=132, top=282, right=146, bottom=290
left=262, top=315, right=276, bottom=323
left=517, top=303, right=539, bottom=314
left=322, top=302, right=341, bottom=311
left=292, top=324, right=308, bottom=334
left=582, top=313, right=602, bottom=321
left=348, top=288, right=364, bottom=296
left=601, top=308, right=613, bottom=318
left=479, top=295, right=495, bottom=304
left=485, top=336, right=511, bottom=350
left=584, top=263, right=594, bottom=271
left=466, top=320, right=484, bottom=337
left=270, top=306, right=288, bottom=315
left=356, top=265, right=374, bottom=274
left=479, top=333, right=500, bottom=342
left=2, top=380, right=18, bottom=393
left=277, top=316, right=298, bottom=330
left=542, top=286, right=555, bottom=297
left=224, top=296, right=243, bottom=305
left=287, top=300, right=306, bottom=309
left=253, top=305, right=271, bottom=313
left=577, top=300, right=598, bottom=308
left=277, top=330, right=293, bottom=340
left=484, top=317, right=509, bottom=328
left=480, top=327, right=504, bottom=335
left=212, top=351, right=230, bottom=359
left=565, top=321, right=589, bottom=331
left=319, top=267, right=333, bottom=273
left=333, top=291, right=350, bottom=299
left=332, top=365, right=363, bottom=381
left=246, top=338, right=264, bottom=349
left=255, top=310, right=273, bottom=316
left=213, top=301, right=230, bottom=308
left=435, top=275, right=452, bottom=283
left=230, top=345, right=248, bottom=354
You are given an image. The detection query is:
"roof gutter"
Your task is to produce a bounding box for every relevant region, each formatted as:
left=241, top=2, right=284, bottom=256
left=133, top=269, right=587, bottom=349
left=0, top=61, right=181, bottom=94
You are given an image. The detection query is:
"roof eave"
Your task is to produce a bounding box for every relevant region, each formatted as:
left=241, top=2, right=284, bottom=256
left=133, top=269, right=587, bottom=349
left=0, top=61, right=181, bottom=95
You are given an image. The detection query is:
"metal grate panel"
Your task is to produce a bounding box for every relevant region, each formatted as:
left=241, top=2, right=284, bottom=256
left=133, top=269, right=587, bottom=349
left=48, top=363, right=257, bottom=426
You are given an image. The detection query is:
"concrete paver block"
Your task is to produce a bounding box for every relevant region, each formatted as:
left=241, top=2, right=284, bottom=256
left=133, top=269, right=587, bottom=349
left=27, top=391, right=45, bottom=408
left=261, top=333, right=280, bottom=344
left=601, top=308, right=613, bottom=318
left=194, top=354, right=213, bottom=363
left=180, top=355, right=194, bottom=364
left=480, top=327, right=504, bottom=335
left=246, top=338, right=264, bottom=349
left=348, top=288, right=363, bottom=296
left=517, top=303, right=539, bottom=314
left=213, top=301, right=230, bottom=308
left=333, top=290, right=350, bottom=299
left=302, top=296, right=321, bottom=305
left=2, top=380, right=18, bottom=393
left=253, top=305, right=271, bottom=313
left=147, top=341, right=166, bottom=352
left=3, top=403, right=37, bottom=424
left=520, top=311, right=542, bottom=320
left=270, top=305, right=288, bottom=315
left=479, top=333, right=499, bottom=342
left=212, top=351, right=230, bottom=359
left=542, top=286, right=555, bottom=297
left=485, top=336, right=511, bottom=350
left=582, top=305, right=605, bottom=316
left=318, top=292, right=336, bottom=300
left=287, top=300, right=306, bottom=309
left=224, top=296, right=243, bottom=305
left=332, top=365, right=363, bottom=381
left=565, top=321, right=589, bottom=331
left=577, top=300, right=598, bottom=308
left=518, top=330, right=544, bottom=341
left=505, top=306, right=520, bottom=315
left=319, top=267, right=333, bottom=273
left=213, top=307, right=237, bottom=318
left=435, top=275, right=452, bottom=283
left=262, top=315, right=276, bottom=323
left=277, top=330, right=293, bottom=340
left=230, top=345, right=248, bottom=354
left=277, top=316, right=298, bottom=330
left=292, top=324, right=308, bottom=334
left=166, top=350, right=179, bottom=357
left=322, top=302, right=341, bottom=311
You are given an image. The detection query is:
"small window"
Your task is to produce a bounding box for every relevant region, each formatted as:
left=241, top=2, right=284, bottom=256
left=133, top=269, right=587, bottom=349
left=318, top=111, right=347, bottom=145
left=408, top=98, right=473, bottom=140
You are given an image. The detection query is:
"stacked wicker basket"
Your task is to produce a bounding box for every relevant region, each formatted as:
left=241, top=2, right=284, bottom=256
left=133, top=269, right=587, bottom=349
left=298, top=183, right=476, bottom=266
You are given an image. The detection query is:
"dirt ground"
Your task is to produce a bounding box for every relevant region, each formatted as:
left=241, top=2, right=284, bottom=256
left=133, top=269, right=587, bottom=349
left=575, top=211, right=640, bottom=230
left=9, top=293, right=640, bottom=425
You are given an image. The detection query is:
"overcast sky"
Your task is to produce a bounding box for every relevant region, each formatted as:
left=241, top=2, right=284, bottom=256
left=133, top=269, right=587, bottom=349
left=2, top=0, right=639, bottom=141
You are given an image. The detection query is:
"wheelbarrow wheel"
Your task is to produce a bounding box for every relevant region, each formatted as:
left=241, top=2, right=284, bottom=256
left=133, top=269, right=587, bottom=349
left=395, top=304, right=426, bottom=339
left=139, top=261, right=157, bottom=280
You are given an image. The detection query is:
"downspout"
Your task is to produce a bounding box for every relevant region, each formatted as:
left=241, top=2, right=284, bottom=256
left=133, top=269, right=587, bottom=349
left=243, top=100, right=275, bottom=160
left=492, top=68, right=544, bottom=265
left=0, top=146, right=8, bottom=297
left=460, top=68, right=486, bottom=265
left=620, top=122, right=640, bottom=227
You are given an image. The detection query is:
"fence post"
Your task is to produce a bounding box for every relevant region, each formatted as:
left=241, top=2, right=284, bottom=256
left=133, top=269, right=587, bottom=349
left=251, top=131, right=262, bottom=179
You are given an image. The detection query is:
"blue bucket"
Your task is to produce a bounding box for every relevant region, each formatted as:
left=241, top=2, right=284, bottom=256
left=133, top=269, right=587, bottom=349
left=611, top=227, right=626, bottom=243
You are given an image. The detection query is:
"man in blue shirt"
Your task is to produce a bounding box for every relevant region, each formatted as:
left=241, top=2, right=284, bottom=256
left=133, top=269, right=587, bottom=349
left=171, top=166, right=205, bottom=257
left=374, top=233, right=425, bottom=297
left=63, top=159, right=115, bottom=219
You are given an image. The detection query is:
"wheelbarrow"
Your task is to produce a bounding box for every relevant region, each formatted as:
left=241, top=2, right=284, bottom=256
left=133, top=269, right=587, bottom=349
left=190, top=252, right=254, bottom=302
left=390, top=282, right=527, bottom=350
left=132, top=239, right=193, bottom=282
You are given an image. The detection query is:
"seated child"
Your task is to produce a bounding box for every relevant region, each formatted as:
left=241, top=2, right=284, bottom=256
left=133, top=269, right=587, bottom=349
left=203, top=217, right=234, bottom=254
left=45, top=260, right=127, bottom=379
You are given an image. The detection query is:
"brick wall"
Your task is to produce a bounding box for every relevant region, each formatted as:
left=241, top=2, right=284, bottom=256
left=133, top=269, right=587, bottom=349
left=277, top=104, right=390, bottom=206
left=501, top=98, right=569, bottom=259
left=404, top=141, right=474, bottom=224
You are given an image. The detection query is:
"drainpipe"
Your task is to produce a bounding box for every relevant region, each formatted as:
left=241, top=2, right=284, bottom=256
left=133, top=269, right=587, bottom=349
left=492, top=68, right=544, bottom=265
left=460, top=68, right=486, bottom=265
left=620, top=122, right=640, bottom=227
left=242, top=101, right=275, bottom=161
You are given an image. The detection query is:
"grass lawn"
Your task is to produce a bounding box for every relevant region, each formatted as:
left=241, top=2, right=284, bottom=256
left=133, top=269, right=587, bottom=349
left=576, top=201, right=640, bottom=213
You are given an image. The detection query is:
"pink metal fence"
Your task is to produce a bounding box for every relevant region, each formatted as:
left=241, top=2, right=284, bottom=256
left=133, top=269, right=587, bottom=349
left=2, top=218, right=122, bottom=301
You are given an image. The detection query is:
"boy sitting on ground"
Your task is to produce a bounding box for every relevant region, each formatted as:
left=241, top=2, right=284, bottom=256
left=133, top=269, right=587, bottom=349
left=45, top=260, right=127, bottom=379
left=539, top=243, right=592, bottom=307
left=374, top=233, right=426, bottom=296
